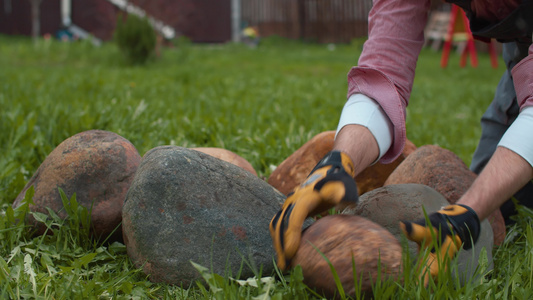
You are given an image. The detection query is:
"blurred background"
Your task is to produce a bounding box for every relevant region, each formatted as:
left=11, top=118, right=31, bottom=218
left=1, top=0, right=460, bottom=45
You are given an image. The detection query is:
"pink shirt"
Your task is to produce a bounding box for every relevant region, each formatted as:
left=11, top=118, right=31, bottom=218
left=348, top=0, right=533, bottom=163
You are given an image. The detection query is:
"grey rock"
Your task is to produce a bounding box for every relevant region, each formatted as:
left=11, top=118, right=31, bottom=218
left=122, top=146, right=284, bottom=285
left=342, top=183, right=493, bottom=285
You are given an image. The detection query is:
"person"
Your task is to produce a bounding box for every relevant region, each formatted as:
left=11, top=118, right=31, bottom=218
left=270, top=0, right=533, bottom=284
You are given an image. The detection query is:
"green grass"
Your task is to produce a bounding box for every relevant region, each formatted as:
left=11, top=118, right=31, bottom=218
left=1, top=34, right=531, bottom=298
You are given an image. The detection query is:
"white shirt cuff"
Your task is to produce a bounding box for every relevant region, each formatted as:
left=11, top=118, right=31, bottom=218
left=498, top=106, right=533, bottom=167
left=335, top=93, right=393, bottom=163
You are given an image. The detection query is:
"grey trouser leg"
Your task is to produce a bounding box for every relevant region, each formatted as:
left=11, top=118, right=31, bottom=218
left=470, top=41, right=533, bottom=224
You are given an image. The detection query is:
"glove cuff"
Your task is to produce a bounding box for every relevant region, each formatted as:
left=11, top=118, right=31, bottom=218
left=445, top=204, right=481, bottom=250
left=309, top=150, right=355, bottom=177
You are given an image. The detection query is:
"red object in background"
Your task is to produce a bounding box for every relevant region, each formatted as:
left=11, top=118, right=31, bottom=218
left=441, top=4, right=498, bottom=69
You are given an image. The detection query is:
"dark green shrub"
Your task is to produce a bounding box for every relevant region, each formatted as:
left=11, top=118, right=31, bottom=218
left=114, top=13, right=156, bottom=65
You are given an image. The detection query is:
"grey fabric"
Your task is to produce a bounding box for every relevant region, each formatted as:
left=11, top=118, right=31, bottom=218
left=470, top=41, right=533, bottom=225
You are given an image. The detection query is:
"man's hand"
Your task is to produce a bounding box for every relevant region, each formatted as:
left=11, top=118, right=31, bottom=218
left=269, top=151, right=359, bottom=270
left=400, top=204, right=481, bottom=284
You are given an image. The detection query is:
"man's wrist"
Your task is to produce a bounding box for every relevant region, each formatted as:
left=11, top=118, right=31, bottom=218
left=336, top=93, right=393, bottom=164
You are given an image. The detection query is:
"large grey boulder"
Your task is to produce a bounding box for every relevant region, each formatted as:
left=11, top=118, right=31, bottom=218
left=343, top=184, right=493, bottom=285
left=122, top=146, right=284, bottom=285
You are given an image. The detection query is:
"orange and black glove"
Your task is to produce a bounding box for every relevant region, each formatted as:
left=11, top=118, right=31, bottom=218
left=400, top=204, right=480, bottom=284
left=269, top=150, right=359, bottom=270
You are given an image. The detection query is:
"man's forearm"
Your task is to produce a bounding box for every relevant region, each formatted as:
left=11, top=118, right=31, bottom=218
left=459, top=146, right=533, bottom=220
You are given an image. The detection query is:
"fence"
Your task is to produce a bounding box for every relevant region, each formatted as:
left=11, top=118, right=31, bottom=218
left=241, top=0, right=373, bottom=43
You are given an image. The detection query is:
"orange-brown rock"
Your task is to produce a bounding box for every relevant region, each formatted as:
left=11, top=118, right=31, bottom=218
left=13, top=130, right=141, bottom=242
left=191, top=147, right=257, bottom=176
left=355, top=137, right=416, bottom=196
left=384, top=144, right=506, bottom=246
left=267, top=130, right=416, bottom=198
left=486, top=212, right=506, bottom=246
left=291, top=214, right=402, bottom=298
left=268, top=131, right=335, bottom=196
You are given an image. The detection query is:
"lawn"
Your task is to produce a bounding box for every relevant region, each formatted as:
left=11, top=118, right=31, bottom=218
left=1, top=34, right=532, bottom=299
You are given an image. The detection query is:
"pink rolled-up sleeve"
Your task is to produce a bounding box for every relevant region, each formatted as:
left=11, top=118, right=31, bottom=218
left=347, top=0, right=430, bottom=163
left=512, top=43, right=533, bottom=111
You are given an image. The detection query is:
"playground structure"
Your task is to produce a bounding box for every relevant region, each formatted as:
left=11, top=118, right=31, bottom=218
left=425, top=4, right=499, bottom=68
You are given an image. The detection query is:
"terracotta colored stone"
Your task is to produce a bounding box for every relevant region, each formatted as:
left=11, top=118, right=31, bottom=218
left=342, top=184, right=494, bottom=284
left=191, top=147, right=257, bottom=176
left=122, top=146, right=284, bottom=285
left=268, top=131, right=335, bottom=196
left=384, top=145, right=506, bottom=246
left=13, top=130, right=141, bottom=242
left=385, top=145, right=473, bottom=202
left=486, top=212, right=506, bottom=246
left=267, top=130, right=416, bottom=204
left=291, top=214, right=402, bottom=298
left=402, top=139, right=418, bottom=156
